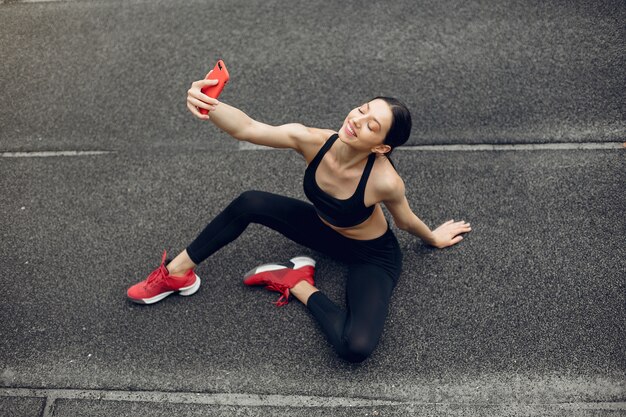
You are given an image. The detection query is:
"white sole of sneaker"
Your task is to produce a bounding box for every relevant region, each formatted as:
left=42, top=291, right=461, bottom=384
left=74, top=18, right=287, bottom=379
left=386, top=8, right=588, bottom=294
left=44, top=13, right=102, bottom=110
left=130, top=274, right=201, bottom=304
left=179, top=275, right=201, bottom=296
left=243, top=264, right=287, bottom=278
left=289, top=256, right=316, bottom=269
left=243, top=256, right=316, bottom=279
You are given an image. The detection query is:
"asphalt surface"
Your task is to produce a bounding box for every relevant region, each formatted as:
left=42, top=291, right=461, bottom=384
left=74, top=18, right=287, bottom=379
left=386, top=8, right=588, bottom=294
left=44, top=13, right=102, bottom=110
left=1, top=0, right=624, bottom=153
left=1, top=0, right=625, bottom=416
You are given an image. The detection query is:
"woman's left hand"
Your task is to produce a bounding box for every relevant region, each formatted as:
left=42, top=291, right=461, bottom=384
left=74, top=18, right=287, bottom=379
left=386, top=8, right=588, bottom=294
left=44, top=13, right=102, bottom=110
left=425, top=219, right=472, bottom=249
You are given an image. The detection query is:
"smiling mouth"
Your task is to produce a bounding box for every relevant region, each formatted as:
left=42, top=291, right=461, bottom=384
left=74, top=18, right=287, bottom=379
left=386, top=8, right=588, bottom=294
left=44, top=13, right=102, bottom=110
left=345, top=123, right=356, bottom=137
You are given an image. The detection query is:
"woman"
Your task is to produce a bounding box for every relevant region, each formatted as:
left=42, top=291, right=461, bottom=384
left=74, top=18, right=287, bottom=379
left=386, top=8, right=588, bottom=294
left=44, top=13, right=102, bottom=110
left=127, top=75, right=472, bottom=363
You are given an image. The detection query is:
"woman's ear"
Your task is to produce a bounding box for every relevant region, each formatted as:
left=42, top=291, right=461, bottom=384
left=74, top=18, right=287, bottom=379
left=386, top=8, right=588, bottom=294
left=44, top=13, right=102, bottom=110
left=371, top=144, right=392, bottom=155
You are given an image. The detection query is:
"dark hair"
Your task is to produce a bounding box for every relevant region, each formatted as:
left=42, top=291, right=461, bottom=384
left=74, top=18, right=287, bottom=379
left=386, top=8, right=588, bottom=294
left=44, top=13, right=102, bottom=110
left=371, top=96, right=412, bottom=157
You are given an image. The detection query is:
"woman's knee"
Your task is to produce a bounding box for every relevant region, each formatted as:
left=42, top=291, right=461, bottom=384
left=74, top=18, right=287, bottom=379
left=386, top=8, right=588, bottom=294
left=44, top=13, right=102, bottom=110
left=231, top=190, right=269, bottom=214
left=340, top=333, right=378, bottom=363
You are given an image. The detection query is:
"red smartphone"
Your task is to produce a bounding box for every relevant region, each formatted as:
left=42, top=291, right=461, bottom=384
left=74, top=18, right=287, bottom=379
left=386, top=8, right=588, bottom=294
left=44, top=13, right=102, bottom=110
left=199, top=59, right=229, bottom=115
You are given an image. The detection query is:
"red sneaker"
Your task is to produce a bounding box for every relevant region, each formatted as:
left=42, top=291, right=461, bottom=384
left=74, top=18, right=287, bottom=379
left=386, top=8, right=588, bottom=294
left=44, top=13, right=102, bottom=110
left=127, top=251, right=201, bottom=304
left=243, top=256, right=316, bottom=306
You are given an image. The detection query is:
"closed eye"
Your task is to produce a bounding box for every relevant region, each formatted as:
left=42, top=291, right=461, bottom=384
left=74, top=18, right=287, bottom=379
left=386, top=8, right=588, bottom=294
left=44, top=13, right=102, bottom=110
left=358, top=105, right=378, bottom=132
left=357, top=107, right=373, bottom=130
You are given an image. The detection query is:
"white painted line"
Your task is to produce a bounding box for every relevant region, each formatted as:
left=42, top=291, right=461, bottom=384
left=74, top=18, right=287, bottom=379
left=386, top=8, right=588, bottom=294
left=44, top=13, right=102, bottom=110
left=1, top=388, right=625, bottom=410
left=15, top=0, right=68, bottom=3
left=42, top=396, right=55, bottom=417
left=238, top=141, right=274, bottom=150
left=400, top=142, right=625, bottom=151
left=0, top=388, right=405, bottom=408
left=1, top=150, right=114, bottom=158
left=557, top=402, right=626, bottom=410
left=239, top=141, right=625, bottom=151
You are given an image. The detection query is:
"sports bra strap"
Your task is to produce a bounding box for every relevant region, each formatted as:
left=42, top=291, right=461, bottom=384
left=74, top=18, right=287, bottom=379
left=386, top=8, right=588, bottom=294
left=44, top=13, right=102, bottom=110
left=308, top=134, right=338, bottom=169
left=355, top=152, right=376, bottom=194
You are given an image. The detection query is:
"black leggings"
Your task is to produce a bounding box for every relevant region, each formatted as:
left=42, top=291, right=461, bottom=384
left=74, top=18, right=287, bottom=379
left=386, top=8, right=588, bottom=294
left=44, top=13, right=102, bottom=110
left=186, top=190, right=403, bottom=363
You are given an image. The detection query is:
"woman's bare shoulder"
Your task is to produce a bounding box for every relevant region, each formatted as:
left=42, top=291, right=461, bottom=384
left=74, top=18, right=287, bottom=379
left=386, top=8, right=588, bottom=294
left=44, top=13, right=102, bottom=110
left=299, top=128, right=337, bottom=164
left=371, top=155, right=405, bottom=199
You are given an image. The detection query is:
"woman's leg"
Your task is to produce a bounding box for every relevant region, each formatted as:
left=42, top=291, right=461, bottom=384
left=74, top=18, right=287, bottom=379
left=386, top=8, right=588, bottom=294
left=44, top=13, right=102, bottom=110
left=166, top=250, right=196, bottom=276
left=166, top=189, right=396, bottom=363
left=167, top=190, right=343, bottom=275
left=304, top=263, right=396, bottom=363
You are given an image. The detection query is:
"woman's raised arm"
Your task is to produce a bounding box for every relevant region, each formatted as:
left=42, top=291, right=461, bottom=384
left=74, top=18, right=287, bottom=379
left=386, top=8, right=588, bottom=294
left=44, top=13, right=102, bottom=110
left=186, top=78, right=322, bottom=154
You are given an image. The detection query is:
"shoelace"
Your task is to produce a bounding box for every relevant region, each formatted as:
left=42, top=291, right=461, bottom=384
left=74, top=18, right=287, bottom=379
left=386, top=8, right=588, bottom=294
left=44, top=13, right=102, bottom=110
left=265, top=283, right=290, bottom=307
left=145, top=250, right=168, bottom=287
left=145, top=266, right=167, bottom=287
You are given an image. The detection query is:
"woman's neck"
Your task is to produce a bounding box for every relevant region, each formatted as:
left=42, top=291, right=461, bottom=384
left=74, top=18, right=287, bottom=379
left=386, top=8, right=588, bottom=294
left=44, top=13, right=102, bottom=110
left=333, top=139, right=371, bottom=171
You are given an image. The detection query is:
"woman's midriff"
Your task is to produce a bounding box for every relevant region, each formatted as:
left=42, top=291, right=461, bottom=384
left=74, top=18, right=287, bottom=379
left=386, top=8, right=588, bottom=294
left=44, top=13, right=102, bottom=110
left=319, top=204, right=389, bottom=241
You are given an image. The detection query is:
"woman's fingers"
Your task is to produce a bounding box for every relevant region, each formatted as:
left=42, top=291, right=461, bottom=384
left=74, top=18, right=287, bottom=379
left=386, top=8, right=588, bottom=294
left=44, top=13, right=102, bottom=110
left=186, top=102, right=211, bottom=120
left=430, top=219, right=472, bottom=248
left=451, top=220, right=471, bottom=231
left=186, top=91, right=220, bottom=119
left=191, top=78, right=218, bottom=89
left=188, top=96, right=216, bottom=112
left=450, top=235, right=463, bottom=245
left=186, top=102, right=210, bottom=120
left=442, top=221, right=471, bottom=231
left=186, top=77, right=221, bottom=119
left=188, top=84, right=220, bottom=105
left=199, top=93, right=220, bottom=106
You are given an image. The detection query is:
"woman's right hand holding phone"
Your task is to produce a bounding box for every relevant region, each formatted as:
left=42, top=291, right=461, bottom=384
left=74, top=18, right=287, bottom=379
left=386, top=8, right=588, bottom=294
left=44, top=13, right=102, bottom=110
left=187, top=73, right=220, bottom=120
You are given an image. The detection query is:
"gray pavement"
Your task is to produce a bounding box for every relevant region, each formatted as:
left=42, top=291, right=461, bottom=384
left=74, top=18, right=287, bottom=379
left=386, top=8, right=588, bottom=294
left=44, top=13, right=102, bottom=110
left=1, top=0, right=625, bottom=416
left=0, top=0, right=624, bottom=152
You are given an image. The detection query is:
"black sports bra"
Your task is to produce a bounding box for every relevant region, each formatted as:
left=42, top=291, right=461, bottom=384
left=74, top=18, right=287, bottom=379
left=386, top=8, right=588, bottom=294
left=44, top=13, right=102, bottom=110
left=303, top=134, right=376, bottom=228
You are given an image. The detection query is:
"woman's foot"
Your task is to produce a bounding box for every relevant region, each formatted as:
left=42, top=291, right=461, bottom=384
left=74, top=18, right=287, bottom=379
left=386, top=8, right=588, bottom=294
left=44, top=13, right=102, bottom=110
left=127, top=250, right=201, bottom=304
left=243, top=256, right=316, bottom=306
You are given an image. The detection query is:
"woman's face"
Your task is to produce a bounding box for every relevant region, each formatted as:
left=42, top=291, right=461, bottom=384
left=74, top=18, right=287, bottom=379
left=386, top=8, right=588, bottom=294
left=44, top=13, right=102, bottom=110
left=338, top=99, right=393, bottom=152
